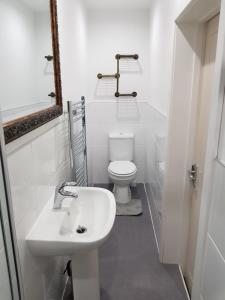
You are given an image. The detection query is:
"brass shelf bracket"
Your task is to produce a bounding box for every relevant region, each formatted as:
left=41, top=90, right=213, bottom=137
left=97, top=53, right=139, bottom=98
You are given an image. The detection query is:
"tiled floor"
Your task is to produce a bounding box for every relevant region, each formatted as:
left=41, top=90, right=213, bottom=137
left=63, top=184, right=188, bottom=300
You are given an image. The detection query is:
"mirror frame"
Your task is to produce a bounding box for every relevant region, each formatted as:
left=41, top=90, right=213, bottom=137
left=3, top=0, right=63, bottom=144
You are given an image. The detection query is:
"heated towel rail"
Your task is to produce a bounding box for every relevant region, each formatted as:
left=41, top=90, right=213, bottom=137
left=68, top=97, right=88, bottom=186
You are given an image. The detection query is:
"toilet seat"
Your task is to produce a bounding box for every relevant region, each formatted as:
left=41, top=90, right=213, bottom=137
left=108, top=160, right=137, bottom=204
left=108, top=161, right=137, bottom=176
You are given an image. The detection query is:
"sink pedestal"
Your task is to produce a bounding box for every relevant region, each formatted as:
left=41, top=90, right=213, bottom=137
left=72, top=249, right=100, bottom=300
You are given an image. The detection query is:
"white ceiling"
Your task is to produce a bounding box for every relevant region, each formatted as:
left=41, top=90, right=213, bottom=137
left=84, top=0, right=152, bottom=11
left=20, top=0, right=49, bottom=12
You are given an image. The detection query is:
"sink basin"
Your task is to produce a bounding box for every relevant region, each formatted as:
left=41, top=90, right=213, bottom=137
left=27, top=187, right=116, bottom=256
left=27, top=187, right=116, bottom=300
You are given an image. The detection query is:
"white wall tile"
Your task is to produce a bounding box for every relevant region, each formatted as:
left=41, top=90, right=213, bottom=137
left=54, top=119, right=70, bottom=168
left=90, top=146, right=110, bottom=184
left=16, top=211, right=40, bottom=283
left=134, top=145, right=145, bottom=182
left=87, top=145, right=94, bottom=185
left=32, top=128, right=57, bottom=178
left=145, top=129, right=156, bottom=183
left=7, top=143, right=37, bottom=226
left=31, top=128, right=59, bottom=217
left=6, top=117, right=70, bottom=300
left=87, top=123, right=146, bottom=147
left=86, top=102, right=117, bottom=124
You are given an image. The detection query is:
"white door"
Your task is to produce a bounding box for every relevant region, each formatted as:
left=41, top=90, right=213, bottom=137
left=190, top=3, right=225, bottom=297
left=184, top=15, right=219, bottom=291
left=193, top=86, right=225, bottom=299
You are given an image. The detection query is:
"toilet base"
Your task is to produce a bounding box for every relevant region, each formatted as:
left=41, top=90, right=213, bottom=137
left=113, top=184, right=131, bottom=204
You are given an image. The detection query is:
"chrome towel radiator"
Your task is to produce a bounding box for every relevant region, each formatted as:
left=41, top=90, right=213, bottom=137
left=68, top=97, right=88, bottom=186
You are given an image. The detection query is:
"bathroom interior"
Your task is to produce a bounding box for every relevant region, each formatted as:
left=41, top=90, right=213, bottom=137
left=1, top=0, right=225, bottom=299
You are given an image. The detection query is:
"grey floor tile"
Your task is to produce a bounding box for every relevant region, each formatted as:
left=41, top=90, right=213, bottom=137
left=64, top=184, right=188, bottom=300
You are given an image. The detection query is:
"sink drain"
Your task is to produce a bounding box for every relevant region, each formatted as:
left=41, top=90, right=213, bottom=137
left=76, top=225, right=87, bottom=234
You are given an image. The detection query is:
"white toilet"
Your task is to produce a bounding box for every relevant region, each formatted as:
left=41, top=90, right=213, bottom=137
left=108, top=132, right=137, bottom=204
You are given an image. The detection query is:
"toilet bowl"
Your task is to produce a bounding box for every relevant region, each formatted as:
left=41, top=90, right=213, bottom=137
left=108, top=161, right=137, bottom=204
left=108, top=132, right=137, bottom=204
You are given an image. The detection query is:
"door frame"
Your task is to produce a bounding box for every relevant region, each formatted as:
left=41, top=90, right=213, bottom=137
left=160, top=0, right=225, bottom=298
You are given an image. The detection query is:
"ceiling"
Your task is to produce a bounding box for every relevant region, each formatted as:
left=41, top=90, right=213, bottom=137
left=84, top=0, right=152, bottom=10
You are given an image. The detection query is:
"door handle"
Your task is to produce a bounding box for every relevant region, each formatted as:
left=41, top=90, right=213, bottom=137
left=188, top=164, right=198, bottom=187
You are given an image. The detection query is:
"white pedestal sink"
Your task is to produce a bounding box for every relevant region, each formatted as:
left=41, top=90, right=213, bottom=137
left=27, top=187, right=116, bottom=300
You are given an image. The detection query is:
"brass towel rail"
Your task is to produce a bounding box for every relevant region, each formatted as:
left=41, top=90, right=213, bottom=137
left=97, top=73, right=120, bottom=79
left=97, top=53, right=139, bottom=97
left=115, top=54, right=139, bottom=60
left=115, top=92, right=137, bottom=97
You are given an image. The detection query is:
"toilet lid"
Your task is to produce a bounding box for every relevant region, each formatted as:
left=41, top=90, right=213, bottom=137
left=108, top=161, right=137, bottom=175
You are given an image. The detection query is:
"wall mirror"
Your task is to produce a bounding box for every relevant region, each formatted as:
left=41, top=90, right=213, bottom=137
left=0, top=0, right=62, bottom=144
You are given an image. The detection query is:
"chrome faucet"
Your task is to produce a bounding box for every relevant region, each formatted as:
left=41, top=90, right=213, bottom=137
left=53, top=181, right=78, bottom=209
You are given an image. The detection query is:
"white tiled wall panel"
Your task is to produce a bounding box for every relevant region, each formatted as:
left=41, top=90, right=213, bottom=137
left=86, top=101, right=167, bottom=186
left=6, top=116, right=70, bottom=300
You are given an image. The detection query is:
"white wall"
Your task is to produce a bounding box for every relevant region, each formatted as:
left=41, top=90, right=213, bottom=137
left=57, top=1, right=182, bottom=186
left=86, top=10, right=150, bottom=184
left=87, top=10, right=150, bottom=101
left=144, top=0, right=182, bottom=244
left=148, top=0, right=182, bottom=115
left=57, top=0, right=87, bottom=102
left=6, top=116, right=70, bottom=300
